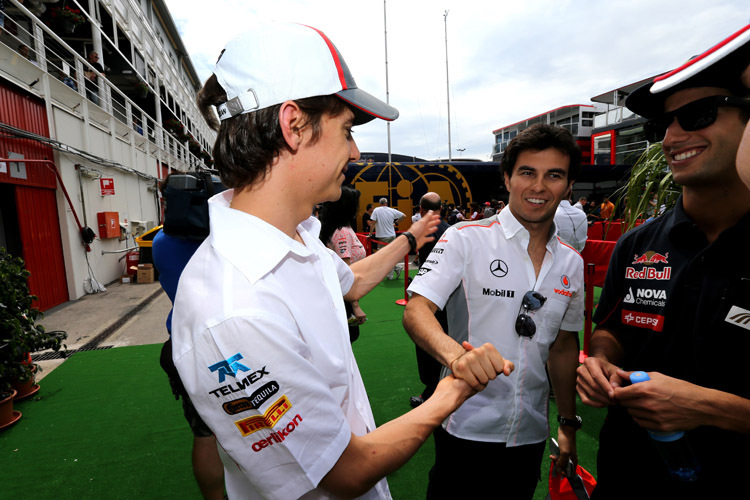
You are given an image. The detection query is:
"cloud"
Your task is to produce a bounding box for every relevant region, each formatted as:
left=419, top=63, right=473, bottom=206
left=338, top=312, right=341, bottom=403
left=164, top=0, right=749, bottom=161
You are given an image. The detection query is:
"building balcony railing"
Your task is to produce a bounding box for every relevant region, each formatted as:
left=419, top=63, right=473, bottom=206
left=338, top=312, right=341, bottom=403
left=0, top=0, right=211, bottom=176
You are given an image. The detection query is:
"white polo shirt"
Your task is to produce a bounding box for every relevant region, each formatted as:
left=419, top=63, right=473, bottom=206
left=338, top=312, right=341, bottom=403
left=370, top=206, right=404, bottom=239
left=554, top=200, right=588, bottom=252
left=172, top=190, right=390, bottom=500
left=407, top=207, right=584, bottom=446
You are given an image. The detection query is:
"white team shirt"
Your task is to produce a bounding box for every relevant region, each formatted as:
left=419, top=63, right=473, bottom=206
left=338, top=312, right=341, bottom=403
left=370, top=206, right=404, bottom=239
left=172, top=190, right=390, bottom=500
left=554, top=200, right=588, bottom=252
left=407, top=207, right=584, bottom=446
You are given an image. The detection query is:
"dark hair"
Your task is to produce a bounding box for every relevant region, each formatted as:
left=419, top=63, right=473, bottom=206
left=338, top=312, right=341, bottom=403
left=319, top=186, right=361, bottom=245
left=197, top=74, right=350, bottom=191
left=500, top=123, right=581, bottom=181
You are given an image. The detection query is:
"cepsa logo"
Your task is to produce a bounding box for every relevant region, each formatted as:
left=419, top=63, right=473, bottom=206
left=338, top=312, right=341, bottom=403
left=235, top=394, right=292, bottom=437
left=622, top=309, right=665, bottom=332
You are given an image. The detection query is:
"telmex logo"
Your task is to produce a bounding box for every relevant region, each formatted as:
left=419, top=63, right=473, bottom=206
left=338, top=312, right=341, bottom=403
left=624, top=267, right=672, bottom=281
left=208, top=353, right=251, bottom=383
left=632, top=251, right=669, bottom=265
left=621, top=309, right=664, bottom=332
left=222, top=381, right=280, bottom=415
left=725, top=306, right=750, bottom=331
left=208, top=366, right=270, bottom=398
left=235, top=395, right=292, bottom=437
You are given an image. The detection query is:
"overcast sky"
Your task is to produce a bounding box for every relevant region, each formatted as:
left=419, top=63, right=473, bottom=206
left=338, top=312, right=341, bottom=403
left=163, top=0, right=748, bottom=161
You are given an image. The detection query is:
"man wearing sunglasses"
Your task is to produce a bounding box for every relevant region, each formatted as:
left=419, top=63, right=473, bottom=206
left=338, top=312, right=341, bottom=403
left=404, top=123, right=585, bottom=499
left=576, top=24, right=750, bottom=499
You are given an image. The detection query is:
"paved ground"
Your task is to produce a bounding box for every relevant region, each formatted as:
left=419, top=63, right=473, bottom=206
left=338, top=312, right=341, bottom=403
left=34, top=280, right=170, bottom=381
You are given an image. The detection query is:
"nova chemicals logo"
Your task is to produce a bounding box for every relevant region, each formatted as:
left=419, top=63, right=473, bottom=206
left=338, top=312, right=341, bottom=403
left=725, top=306, right=750, bottom=331
left=209, top=353, right=251, bottom=383
left=490, top=259, right=508, bottom=278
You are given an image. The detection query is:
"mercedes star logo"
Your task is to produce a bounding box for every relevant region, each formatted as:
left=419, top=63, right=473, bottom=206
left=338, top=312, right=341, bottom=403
left=490, top=259, right=508, bottom=278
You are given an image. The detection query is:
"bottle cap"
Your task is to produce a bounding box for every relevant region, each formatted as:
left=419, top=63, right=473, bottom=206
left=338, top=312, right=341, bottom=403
left=630, top=371, right=651, bottom=384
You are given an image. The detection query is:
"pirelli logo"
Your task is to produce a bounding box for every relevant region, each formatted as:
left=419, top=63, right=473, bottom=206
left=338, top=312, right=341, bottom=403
left=235, top=395, right=292, bottom=437
left=725, top=306, right=750, bottom=331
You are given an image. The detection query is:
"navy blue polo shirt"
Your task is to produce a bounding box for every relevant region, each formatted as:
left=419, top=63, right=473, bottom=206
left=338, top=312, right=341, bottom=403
left=591, top=195, right=750, bottom=498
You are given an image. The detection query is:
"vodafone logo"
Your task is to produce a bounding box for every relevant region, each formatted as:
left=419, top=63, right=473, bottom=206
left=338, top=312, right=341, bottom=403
left=622, top=309, right=665, bottom=332
left=560, top=275, right=571, bottom=289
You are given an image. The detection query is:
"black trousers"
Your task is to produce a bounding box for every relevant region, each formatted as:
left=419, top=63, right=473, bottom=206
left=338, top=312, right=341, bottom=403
left=426, top=426, right=545, bottom=500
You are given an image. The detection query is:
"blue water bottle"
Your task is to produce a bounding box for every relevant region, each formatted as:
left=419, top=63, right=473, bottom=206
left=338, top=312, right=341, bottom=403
left=629, top=371, right=700, bottom=482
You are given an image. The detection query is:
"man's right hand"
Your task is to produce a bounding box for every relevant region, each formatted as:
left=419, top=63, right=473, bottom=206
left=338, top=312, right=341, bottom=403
left=576, top=356, right=625, bottom=407
left=449, top=341, right=514, bottom=391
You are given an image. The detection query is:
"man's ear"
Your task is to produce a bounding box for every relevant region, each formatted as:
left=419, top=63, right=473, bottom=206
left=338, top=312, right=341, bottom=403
left=279, top=101, right=304, bottom=152
left=565, top=182, right=573, bottom=199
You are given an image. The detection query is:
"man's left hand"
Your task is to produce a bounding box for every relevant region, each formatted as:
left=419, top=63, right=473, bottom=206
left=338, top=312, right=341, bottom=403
left=407, top=211, right=440, bottom=249
left=551, top=426, right=578, bottom=478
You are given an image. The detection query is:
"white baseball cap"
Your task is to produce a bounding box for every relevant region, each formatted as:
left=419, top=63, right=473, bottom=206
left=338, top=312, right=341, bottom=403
left=214, top=19, right=398, bottom=125
left=626, top=23, right=750, bottom=118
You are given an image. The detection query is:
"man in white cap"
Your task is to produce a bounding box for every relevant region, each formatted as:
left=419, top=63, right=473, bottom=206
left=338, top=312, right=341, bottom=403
left=577, top=23, right=750, bottom=499
left=171, top=19, right=513, bottom=500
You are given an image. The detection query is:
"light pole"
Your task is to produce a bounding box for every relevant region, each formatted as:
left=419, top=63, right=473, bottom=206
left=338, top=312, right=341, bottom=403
left=384, top=1, right=392, bottom=164
left=444, top=10, right=452, bottom=161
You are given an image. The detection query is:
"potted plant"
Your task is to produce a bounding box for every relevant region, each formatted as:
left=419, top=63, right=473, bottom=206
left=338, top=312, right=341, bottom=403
left=47, top=5, right=87, bottom=34
left=136, top=80, right=151, bottom=99
left=614, top=144, right=681, bottom=233
left=0, top=248, right=66, bottom=429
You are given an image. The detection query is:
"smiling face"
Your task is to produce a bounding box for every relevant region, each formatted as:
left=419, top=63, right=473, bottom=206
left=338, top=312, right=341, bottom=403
left=298, top=107, right=360, bottom=204
left=662, top=87, right=746, bottom=188
left=504, top=148, right=571, bottom=232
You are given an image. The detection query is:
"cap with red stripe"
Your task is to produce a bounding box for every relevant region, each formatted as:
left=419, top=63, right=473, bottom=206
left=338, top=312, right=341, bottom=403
left=214, top=19, right=398, bottom=125
left=626, top=23, right=750, bottom=118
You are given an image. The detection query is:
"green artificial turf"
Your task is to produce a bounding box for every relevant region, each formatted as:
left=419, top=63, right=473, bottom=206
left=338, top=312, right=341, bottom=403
left=1, top=278, right=604, bottom=500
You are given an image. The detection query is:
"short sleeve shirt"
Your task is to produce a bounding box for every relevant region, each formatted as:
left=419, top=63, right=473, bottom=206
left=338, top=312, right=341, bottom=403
left=370, top=206, right=404, bottom=239
left=330, top=226, right=366, bottom=264
left=407, top=208, right=584, bottom=446
left=172, top=190, right=391, bottom=500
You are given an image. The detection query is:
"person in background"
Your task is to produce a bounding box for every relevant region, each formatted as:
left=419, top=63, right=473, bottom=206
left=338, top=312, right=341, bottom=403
left=85, top=50, right=105, bottom=105
left=362, top=203, right=374, bottom=234
left=576, top=24, right=750, bottom=499
left=319, top=185, right=368, bottom=342
left=599, top=195, right=615, bottom=220
left=409, top=192, right=452, bottom=409
left=154, top=173, right=227, bottom=500
left=554, top=193, right=588, bottom=252
left=573, top=196, right=587, bottom=211
left=172, top=19, right=512, bottom=500
left=369, top=197, right=405, bottom=279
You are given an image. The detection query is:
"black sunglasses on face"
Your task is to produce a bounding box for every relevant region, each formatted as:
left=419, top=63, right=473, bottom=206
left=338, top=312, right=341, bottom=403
left=515, top=291, right=547, bottom=338
left=643, top=95, right=750, bottom=143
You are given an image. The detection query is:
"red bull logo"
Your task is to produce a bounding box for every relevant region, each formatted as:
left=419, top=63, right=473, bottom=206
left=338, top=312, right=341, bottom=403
left=625, top=267, right=672, bottom=281
left=632, top=251, right=669, bottom=265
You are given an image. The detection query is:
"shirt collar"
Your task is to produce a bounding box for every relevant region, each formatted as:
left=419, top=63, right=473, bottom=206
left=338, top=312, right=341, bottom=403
left=208, top=190, right=320, bottom=284
left=498, top=206, right=560, bottom=252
